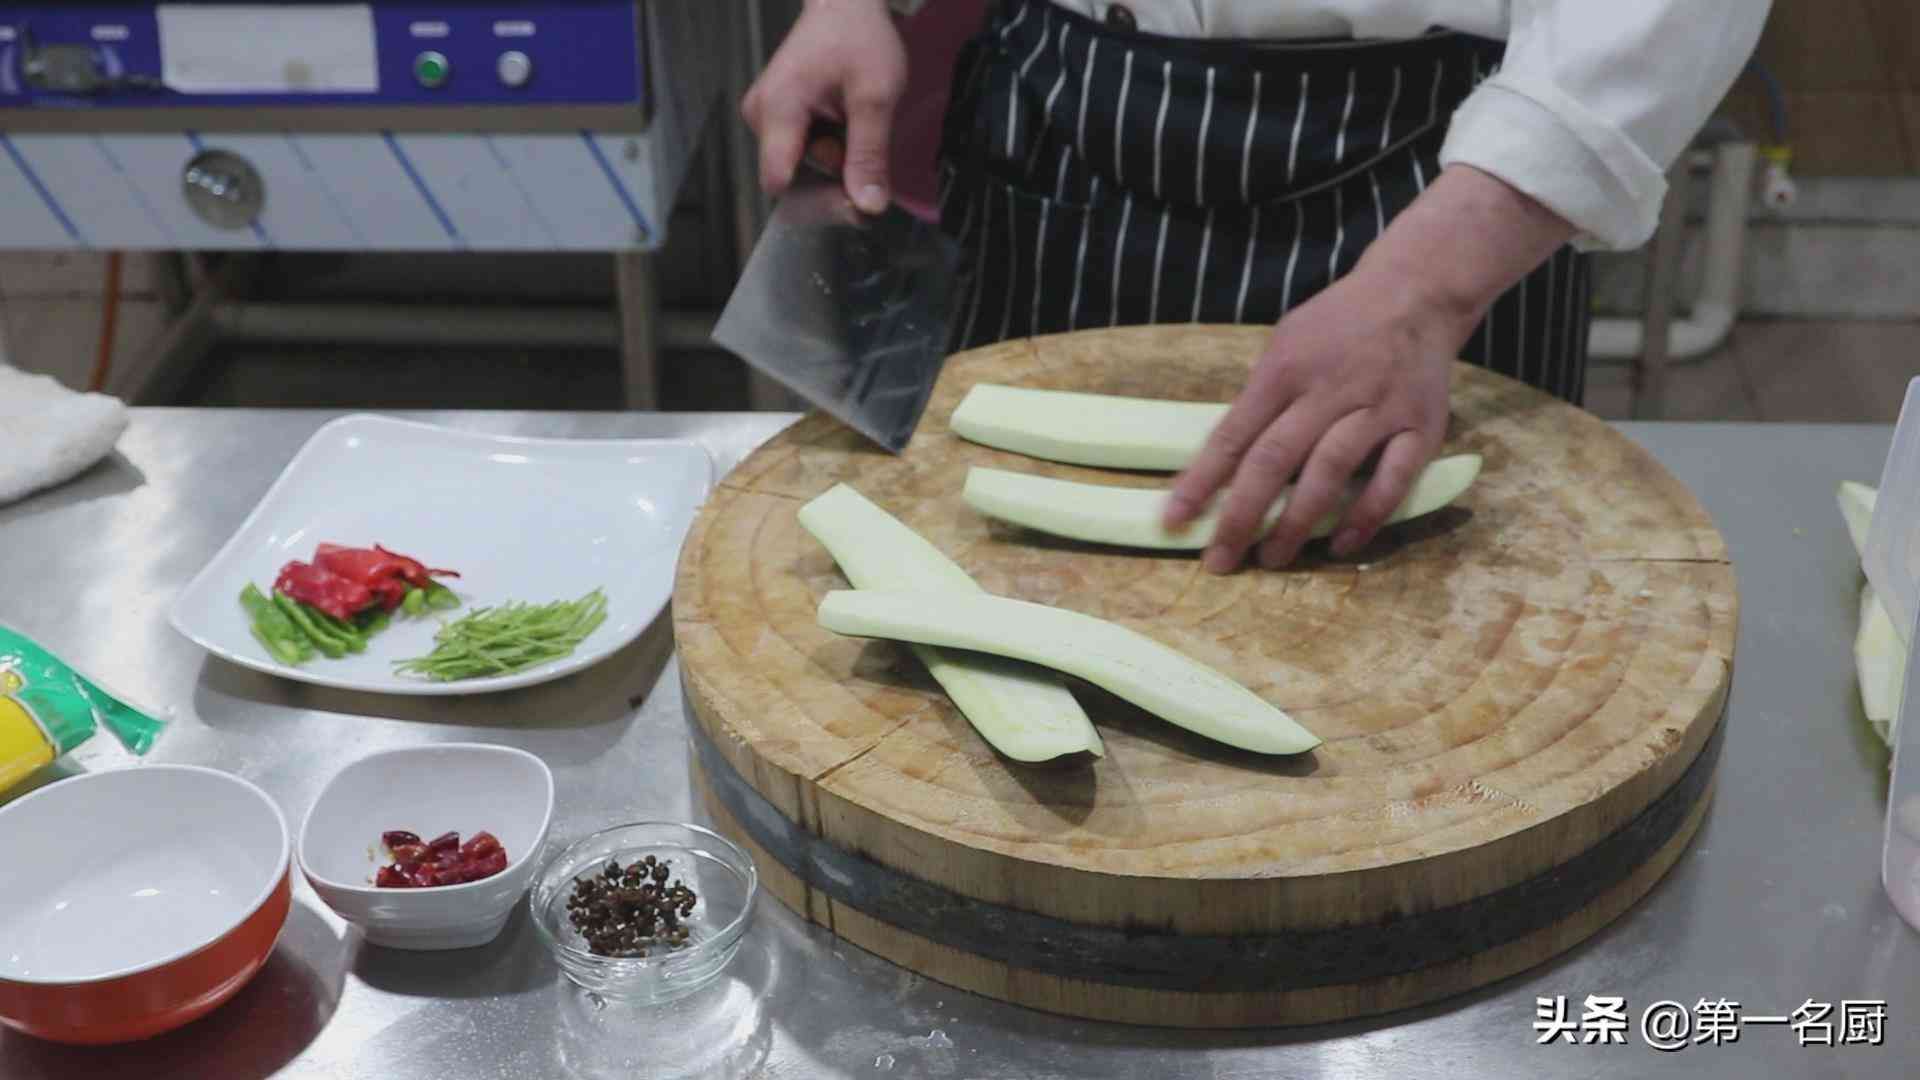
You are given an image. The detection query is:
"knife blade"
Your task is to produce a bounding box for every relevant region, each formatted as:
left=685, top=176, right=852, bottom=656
left=712, top=149, right=963, bottom=454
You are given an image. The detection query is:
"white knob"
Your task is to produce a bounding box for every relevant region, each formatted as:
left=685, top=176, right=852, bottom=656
left=497, top=51, right=532, bottom=89
left=1762, top=162, right=1797, bottom=212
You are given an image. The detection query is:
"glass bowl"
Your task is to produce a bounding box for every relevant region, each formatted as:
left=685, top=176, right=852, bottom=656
left=530, top=823, right=758, bottom=1003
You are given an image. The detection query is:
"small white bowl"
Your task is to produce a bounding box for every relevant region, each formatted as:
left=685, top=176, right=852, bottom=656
left=298, top=743, right=554, bottom=950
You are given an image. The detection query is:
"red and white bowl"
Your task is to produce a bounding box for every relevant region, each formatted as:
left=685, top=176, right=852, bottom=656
left=0, top=765, right=291, bottom=1045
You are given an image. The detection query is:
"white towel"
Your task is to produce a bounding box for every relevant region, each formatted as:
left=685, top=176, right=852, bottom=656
left=0, top=364, right=131, bottom=506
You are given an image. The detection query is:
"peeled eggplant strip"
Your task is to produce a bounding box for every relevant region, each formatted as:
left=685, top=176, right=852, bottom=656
left=963, top=454, right=1483, bottom=551
left=816, top=590, right=1321, bottom=756
left=1837, top=482, right=1905, bottom=747
left=797, top=484, right=1104, bottom=761
left=950, top=384, right=1227, bottom=471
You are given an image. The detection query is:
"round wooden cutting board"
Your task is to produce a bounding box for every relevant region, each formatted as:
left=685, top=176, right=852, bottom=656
left=674, top=325, right=1737, bottom=1027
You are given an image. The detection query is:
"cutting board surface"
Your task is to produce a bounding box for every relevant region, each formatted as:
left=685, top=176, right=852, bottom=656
left=674, top=325, right=1735, bottom=1023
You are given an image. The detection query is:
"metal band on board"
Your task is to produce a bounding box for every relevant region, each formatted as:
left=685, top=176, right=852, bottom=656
left=686, top=683, right=1724, bottom=994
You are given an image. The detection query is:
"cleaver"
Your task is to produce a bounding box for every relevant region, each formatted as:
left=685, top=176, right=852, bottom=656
left=712, top=145, right=964, bottom=454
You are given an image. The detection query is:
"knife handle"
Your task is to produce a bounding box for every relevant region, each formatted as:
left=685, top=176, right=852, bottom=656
left=803, top=121, right=849, bottom=179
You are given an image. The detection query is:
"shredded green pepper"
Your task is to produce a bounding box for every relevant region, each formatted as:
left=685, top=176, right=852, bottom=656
left=394, top=589, right=608, bottom=681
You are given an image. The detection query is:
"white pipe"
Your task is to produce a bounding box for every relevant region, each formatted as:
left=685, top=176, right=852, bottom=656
left=1588, top=141, right=1756, bottom=361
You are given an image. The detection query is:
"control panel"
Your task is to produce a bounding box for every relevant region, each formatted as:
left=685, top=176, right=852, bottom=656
left=0, top=3, right=644, bottom=108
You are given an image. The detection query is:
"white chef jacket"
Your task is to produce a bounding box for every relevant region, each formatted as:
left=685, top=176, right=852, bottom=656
left=1048, top=2, right=1772, bottom=251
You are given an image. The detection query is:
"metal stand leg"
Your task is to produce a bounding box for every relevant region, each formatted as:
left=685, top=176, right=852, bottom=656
left=1635, top=160, right=1690, bottom=421
left=615, top=250, right=662, bottom=411
left=107, top=253, right=242, bottom=405
left=154, top=253, right=193, bottom=317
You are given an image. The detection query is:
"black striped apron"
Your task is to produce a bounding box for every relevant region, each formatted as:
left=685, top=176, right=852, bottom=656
left=936, top=0, right=1591, bottom=404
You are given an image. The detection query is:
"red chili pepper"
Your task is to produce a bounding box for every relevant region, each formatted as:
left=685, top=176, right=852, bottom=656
left=313, top=544, right=460, bottom=611
left=273, top=561, right=374, bottom=621
left=374, top=826, right=509, bottom=888
left=379, top=544, right=460, bottom=582
left=456, top=849, right=508, bottom=883
left=365, top=578, right=408, bottom=612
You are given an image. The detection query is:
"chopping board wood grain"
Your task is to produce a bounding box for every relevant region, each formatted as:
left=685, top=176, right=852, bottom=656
left=674, top=325, right=1737, bottom=1027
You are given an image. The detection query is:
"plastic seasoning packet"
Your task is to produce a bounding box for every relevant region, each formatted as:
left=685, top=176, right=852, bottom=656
left=0, top=624, right=167, bottom=796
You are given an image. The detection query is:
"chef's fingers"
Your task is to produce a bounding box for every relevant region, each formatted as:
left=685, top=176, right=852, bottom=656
left=754, top=99, right=812, bottom=197
left=842, top=75, right=902, bottom=214
left=1200, top=397, right=1341, bottom=574
left=1166, top=365, right=1300, bottom=530
left=1256, top=411, right=1388, bottom=569
left=1327, top=428, right=1435, bottom=557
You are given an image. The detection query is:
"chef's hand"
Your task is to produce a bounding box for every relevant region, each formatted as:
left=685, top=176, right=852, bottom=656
left=1165, top=165, right=1576, bottom=573
left=741, top=0, right=907, bottom=215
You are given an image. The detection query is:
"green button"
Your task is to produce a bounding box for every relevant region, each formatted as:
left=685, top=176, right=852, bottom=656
left=414, top=51, right=450, bottom=88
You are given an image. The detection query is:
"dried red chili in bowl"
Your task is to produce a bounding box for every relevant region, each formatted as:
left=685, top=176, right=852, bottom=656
left=373, top=829, right=508, bottom=888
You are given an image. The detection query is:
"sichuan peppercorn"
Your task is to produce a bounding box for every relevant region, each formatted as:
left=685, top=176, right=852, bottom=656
left=565, top=855, right=700, bottom=957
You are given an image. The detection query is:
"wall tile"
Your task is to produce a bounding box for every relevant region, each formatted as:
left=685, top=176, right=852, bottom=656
left=1718, top=79, right=1775, bottom=147
left=0, top=252, right=107, bottom=299
left=1900, top=94, right=1920, bottom=177
left=1583, top=350, right=1759, bottom=423
left=0, top=296, right=169, bottom=393
left=1736, top=319, right=1920, bottom=423
left=1741, top=221, right=1920, bottom=319
left=1753, top=0, right=1888, bottom=93
left=1715, top=0, right=1920, bottom=177
left=1777, top=91, right=1914, bottom=176
left=1866, top=0, right=1920, bottom=92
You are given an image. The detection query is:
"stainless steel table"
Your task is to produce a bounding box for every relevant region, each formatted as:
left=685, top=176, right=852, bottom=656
left=1, top=410, right=1913, bottom=1079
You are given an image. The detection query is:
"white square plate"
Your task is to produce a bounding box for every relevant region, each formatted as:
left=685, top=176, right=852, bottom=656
left=169, top=415, right=713, bottom=695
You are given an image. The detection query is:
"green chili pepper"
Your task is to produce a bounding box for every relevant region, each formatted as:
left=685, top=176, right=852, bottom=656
left=240, top=584, right=311, bottom=665
left=309, top=605, right=368, bottom=653
left=273, top=592, right=349, bottom=658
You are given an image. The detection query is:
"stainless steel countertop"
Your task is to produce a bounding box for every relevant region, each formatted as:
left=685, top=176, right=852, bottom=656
left=0, top=409, right=1913, bottom=1079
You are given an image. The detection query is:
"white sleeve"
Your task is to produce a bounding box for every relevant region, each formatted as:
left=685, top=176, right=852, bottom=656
left=1439, top=1, right=1772, bottom=251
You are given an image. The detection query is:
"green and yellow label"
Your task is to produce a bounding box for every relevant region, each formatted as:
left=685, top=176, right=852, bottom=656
left=0, top=694, right=55, bottom=793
